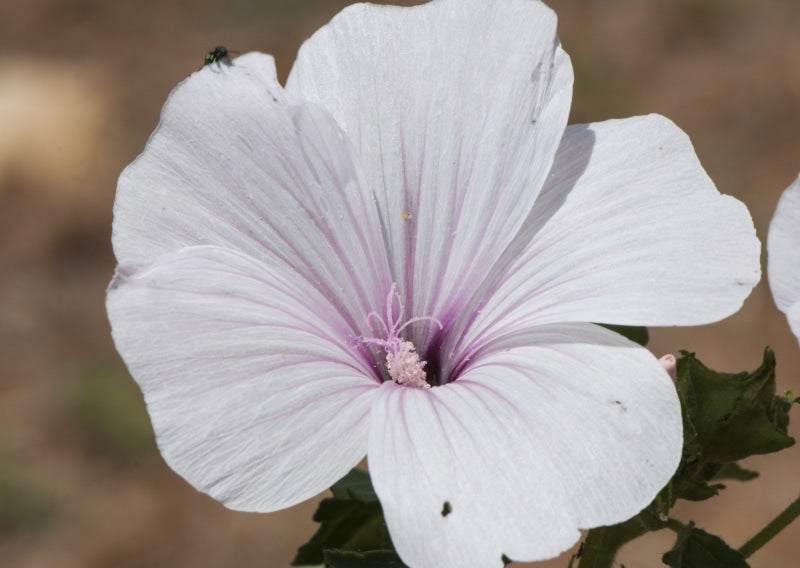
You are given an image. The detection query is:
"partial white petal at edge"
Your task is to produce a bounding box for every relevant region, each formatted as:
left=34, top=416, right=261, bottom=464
left=369, top=323, right=681, bottom=568
left=107, top=245, right=378, bottom=512
left=768, top=173, right=800, bottom=314
left=784, top=302, right=800, bottom=347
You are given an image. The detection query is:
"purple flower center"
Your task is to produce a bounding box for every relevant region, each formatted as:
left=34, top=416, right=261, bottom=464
left=358, top=284, right=442, bottom=389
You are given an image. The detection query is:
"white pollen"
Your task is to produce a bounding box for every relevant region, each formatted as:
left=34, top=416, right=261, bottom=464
left=386, top=341, right=430, bottom=389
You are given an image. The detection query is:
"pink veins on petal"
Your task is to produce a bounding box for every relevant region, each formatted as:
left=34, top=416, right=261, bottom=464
left=358, top=284, right=442, bottom=389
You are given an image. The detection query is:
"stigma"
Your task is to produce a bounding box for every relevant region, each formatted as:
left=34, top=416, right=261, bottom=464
left=358, top=284, right=441, bottom=389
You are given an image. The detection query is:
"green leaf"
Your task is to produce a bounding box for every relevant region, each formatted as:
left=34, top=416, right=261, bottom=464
left=329, top=468, right=379, bottom=502
left=712, top=463, right=758, bottom=482
left=657, top=349, right=795, bottom=511
left=677, top=348, right=794, bottom=463
left=598, top=324, right=649, bottom=346
left=292, top=469, right=394, bottom=566
left=662, top=522, right=749, bottom=567
left=323, top=549, right=407, bottom=568
left=677, top=481, right=724, bottom=502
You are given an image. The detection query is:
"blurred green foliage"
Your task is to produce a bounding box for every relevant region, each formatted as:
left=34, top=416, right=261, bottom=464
left=0, top=460, right=58, bottom=534
left=61, top=366, right=155, bottom=459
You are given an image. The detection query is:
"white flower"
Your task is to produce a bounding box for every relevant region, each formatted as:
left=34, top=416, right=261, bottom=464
left=768, top=173, right=800, bottom=342
left=106, top=1, right=761, bottom=566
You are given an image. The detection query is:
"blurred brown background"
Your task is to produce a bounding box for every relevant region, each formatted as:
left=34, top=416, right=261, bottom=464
left=1, top=0, right=798, bottom=567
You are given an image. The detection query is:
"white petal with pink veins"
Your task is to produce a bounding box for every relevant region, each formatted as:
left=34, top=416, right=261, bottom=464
left=287, top=0, right=573, bottom=349
left=370, top=323, right=681, bottom=567
left=113, top=53, right=392, bottom=332
left=107, top=245, right=378, bottom=511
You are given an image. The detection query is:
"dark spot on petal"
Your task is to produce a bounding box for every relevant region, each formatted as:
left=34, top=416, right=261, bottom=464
left=501, top=553, right=513, bottom=565
left=441, top=501, right=452, bottom=517
left=613, top=399, right=627, bottom=411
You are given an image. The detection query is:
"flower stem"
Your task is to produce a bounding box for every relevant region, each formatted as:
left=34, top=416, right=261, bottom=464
left=575, top=518, right=649, bottom=568
left=738, top=494, right=800, bottom=559
left=664, top=517, right=685, bottom=534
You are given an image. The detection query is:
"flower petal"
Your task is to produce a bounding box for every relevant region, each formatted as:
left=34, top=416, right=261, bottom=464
left=113, top=52, right=391, bottom=332
left=450, top=115, right=760, bottom=371
left=287, top=0, right=573, bottom=343
left=106, top=245, right=378, bottom=512
left=369, top=323, right=680, bottom=567
left=768, top=174, right=800, bottom=312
